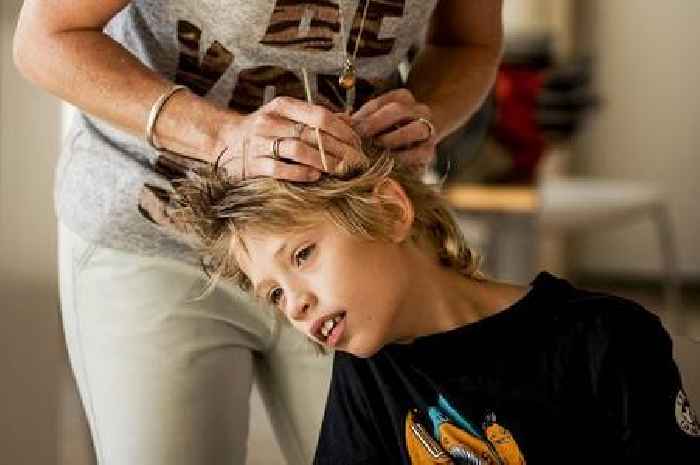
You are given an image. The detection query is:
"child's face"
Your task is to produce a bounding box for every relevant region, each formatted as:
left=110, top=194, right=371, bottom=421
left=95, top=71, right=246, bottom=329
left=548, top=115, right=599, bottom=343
left=235, top=217, right=411, bottom=358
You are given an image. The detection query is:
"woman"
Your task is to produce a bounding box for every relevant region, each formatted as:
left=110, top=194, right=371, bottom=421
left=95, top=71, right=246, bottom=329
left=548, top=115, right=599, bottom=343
left=13, top=1, right=503, bottom=464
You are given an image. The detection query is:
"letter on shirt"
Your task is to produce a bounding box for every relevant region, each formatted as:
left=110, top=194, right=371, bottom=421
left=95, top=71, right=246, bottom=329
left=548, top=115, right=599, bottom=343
left=176, top=20, right=235, bottom=96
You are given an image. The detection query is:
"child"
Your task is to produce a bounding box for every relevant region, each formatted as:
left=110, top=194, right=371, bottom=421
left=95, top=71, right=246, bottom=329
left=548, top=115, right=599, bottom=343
left=170, top=145, right=700, bottom=464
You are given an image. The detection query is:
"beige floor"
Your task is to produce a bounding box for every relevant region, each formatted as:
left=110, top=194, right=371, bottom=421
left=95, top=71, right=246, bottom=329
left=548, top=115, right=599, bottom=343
left=59, top=283, right=700, bottom=465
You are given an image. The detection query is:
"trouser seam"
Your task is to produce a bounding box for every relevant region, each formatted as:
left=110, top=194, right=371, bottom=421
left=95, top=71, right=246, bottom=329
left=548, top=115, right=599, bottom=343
left=66, top=234, right=105, bottom=464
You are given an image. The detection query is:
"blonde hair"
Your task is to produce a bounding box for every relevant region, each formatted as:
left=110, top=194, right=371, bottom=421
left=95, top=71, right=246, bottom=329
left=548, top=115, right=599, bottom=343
left=169, top=141, right=482, bottom=296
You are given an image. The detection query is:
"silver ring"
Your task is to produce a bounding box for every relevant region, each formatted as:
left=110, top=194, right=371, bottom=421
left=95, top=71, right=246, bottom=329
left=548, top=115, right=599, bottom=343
left=415, top=117, right=435, bottom=141
left=271, top=137, right=283, bottom=160
left=293, top=122, right=305, bottom=139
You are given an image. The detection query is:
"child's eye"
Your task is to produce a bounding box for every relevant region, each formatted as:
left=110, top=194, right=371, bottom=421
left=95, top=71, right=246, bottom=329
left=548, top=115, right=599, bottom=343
left=267, top=287, right=284, bottom=306
left=294, top=244, right=315, bottom=267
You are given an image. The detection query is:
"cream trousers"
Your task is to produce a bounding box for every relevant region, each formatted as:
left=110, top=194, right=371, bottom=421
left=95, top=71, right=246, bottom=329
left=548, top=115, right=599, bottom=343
left=58, top=222, right=332, bottom=465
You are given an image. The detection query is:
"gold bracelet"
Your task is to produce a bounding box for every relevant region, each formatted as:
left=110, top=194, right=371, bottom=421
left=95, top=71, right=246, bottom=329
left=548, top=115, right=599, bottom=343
left=145, top=84, right=188, bottom=151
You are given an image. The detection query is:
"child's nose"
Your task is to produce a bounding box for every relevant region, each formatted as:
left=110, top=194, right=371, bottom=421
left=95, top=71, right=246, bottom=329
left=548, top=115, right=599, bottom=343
left=287, top=291, right=316, bottom=321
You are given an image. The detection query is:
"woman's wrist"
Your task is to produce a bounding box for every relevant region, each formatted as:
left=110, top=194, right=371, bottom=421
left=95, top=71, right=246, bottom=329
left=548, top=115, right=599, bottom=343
left=152, top=89, right=242, bottom=164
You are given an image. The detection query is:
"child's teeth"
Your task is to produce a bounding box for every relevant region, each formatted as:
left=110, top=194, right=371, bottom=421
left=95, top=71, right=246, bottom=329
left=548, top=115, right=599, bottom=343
left=320, top=314, right=345, bottom=340
left=321, top=318, right=335, bottom=338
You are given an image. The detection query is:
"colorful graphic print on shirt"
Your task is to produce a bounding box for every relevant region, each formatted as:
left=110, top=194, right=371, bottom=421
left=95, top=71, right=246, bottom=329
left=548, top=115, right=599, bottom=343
left=405, top=395, right=526, bottom=465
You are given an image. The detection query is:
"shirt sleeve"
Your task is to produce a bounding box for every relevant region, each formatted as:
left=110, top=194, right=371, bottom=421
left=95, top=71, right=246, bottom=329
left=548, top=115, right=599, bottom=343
left=593, top=301, right=700, bottom=460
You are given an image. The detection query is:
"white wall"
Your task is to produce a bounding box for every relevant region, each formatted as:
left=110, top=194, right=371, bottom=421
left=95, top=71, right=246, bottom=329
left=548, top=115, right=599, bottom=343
left=572, top=0, right=700, bottom=278
left=503, top=0, right=574, bottom=59
left=0, top=1, right=62, bottom=463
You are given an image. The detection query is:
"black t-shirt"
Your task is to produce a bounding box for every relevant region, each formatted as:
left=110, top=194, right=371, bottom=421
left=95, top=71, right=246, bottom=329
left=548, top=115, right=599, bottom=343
left=313, top=272, right=700, bottom=464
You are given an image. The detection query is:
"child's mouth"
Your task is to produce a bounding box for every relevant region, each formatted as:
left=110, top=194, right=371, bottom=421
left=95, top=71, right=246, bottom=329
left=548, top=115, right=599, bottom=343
left=316, top=311, right=347, bottom=347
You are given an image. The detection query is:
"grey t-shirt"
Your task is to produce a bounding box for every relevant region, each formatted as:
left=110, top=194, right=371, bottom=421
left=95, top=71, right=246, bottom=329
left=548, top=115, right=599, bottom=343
left=57, top=0, right=438, bottom=262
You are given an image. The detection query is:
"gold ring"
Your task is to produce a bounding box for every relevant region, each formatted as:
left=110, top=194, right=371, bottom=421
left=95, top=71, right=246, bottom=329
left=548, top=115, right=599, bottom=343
left=415, top=117, right=435, bottom=140
left=271, top=137, right=283, bottom=160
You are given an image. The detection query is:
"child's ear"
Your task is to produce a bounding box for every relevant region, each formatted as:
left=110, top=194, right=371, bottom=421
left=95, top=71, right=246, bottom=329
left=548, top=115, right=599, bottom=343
left=373, top=178, right=414, bottom=243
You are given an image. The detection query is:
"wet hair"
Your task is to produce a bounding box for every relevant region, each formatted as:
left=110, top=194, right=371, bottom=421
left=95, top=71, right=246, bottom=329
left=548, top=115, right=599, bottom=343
left=169, top=140, right=482, bottom=297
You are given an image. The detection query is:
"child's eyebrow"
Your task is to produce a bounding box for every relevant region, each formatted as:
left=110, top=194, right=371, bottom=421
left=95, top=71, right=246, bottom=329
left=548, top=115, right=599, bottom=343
left=273, top=241, right=290, bottom=261
left=249, top=240, right=292, bottom=298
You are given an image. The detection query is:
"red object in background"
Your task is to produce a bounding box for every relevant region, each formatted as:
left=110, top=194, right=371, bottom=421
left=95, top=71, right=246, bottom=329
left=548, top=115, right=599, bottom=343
left=492, top=65, right=546, bottom=183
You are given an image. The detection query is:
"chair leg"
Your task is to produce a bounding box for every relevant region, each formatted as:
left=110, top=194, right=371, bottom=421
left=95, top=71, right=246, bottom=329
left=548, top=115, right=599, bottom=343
left=651, top=204, right=683, bottom=319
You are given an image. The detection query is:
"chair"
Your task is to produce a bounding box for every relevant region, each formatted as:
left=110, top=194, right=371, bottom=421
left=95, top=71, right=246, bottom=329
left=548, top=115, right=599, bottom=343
left=539, top=177, right=682, bottom=312
left=446, top=176, right=682, bottom=315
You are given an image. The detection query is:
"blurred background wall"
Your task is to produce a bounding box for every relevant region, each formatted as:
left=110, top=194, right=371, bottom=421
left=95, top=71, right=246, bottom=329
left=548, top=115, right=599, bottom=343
left=1, top=0, right=62, bottom=463
left=572, top=0, right=700, bottom=279
left=501, top=0, right=700, bottom=281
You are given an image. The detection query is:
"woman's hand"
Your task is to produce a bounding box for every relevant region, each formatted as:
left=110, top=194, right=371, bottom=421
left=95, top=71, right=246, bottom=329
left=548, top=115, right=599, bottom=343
left=215, top=96, right=364, bottom=182
left=351, top=89, right=437, bottom=169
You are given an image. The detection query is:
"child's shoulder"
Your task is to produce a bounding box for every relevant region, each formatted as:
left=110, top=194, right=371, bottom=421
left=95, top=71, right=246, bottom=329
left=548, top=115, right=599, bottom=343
left=533, top=272, right=665, bottom=343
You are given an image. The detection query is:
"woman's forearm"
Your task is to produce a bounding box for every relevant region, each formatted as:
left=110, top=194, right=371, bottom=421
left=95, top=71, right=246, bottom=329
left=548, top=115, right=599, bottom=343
left=407, top=42, right=502, bottom=142
left=13, top=28, right=230, bottom=162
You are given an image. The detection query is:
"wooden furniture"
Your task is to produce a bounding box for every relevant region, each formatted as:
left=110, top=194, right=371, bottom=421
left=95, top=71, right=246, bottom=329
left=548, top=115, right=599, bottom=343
left=444, top=184, right=540, bottom=284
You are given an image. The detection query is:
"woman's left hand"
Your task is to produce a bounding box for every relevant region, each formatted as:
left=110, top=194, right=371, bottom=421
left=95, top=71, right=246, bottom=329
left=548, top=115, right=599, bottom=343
left=351, top=88, right=437, bottom=169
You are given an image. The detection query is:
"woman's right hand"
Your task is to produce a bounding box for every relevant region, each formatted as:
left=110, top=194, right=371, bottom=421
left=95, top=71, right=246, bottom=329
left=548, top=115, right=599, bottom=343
left=141, top=96, right=365, bottom=233
left=214, top=96, right=364, bottom=182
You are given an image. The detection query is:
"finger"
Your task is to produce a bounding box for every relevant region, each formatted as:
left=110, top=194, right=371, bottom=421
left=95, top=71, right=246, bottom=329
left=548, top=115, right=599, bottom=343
left=276, top=138, right=339, bottom=173
left=354, top=101, right=418, bottom=138
left=255, top=157, right=322, bottom=182
left=298, top=126, right=364, bottom=164
left=249, top=130, right=350, bottom=173
left=248, top=117, right=363, bottom=172
left=377, top=119, right=433, bottom=149
left=246, top=135, right=276, bottom=160
left=265, top=96, right=361, bottom=148
left=280, top=116, right=360, bottom=161
left=351, top=88, right=415, bottom=122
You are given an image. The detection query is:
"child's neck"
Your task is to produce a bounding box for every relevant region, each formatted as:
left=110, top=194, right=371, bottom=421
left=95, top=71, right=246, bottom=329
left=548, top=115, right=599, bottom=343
left=391, top=248, right=528, bottom=344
